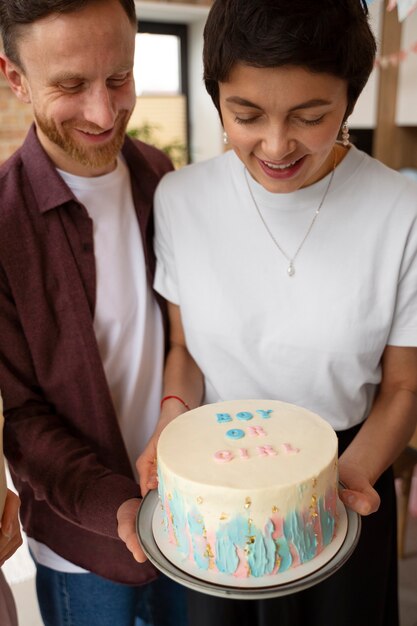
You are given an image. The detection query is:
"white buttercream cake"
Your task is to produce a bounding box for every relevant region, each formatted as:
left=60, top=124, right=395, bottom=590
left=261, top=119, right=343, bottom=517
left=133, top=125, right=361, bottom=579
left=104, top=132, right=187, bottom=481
left=157, top=399, right=339, bottom=579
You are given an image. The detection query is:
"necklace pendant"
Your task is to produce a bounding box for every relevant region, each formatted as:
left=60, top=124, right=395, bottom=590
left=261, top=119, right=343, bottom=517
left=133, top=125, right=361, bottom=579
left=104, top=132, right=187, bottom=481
left=287, top=263, right=295, bottom=277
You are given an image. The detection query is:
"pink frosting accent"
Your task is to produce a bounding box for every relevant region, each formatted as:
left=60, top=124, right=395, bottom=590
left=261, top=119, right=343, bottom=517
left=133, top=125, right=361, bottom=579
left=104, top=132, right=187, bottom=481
left=289, top=543, right=301, bottom=567
left=247, top=426, right=267, bottom=437
left=214, top=450, right=234, bottom=463
left=256, top=445, right=277, bottom=457
left=238, top=448, right=250, bottom=460
left=270, top=513, right=284, bottom=539
left=281, top=442, right=300, bottom=454
left=325, top=486, right=338, bottom=518
left=164, top=497, right=177, bottom=546
left=234, top=547, right=250, bottom=578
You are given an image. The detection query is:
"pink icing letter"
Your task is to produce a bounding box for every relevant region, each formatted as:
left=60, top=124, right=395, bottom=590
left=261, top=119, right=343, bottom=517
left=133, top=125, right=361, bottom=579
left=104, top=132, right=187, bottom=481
left=247, top=426, right=267, bottom=437
left=214, top=450, right=234, bottom=463
left=281, top=443, right=300, bottom=455
left=257, top=445, right=277, bottom=457
left=238, top=448, right=250, bottom=460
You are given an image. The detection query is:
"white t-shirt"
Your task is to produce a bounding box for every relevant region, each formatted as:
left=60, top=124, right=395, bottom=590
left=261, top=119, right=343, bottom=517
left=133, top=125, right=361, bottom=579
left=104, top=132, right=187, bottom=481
left=29, top=157, right=164, bottom=573
left=154, top=146, right=417, bottom=432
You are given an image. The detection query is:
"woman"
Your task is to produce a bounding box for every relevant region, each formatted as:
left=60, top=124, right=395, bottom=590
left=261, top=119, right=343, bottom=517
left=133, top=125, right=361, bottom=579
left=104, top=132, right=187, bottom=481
left=0, top=490, right=21, bottom=626
left=135, top=1, right=417, bottom=624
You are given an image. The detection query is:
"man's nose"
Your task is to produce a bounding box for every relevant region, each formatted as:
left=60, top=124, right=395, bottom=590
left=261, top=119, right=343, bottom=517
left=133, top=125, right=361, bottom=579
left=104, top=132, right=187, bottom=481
left=82, top=85, right=117, bottom=130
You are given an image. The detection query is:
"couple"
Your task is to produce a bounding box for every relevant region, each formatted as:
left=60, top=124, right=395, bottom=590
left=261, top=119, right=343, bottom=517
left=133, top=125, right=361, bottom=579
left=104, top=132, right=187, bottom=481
left=0, top=1, right=416, bottom=625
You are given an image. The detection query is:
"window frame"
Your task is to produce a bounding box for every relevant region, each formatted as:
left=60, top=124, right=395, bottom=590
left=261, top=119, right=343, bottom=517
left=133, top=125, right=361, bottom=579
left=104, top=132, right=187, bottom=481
left=136, top=20, right=190, bottom=162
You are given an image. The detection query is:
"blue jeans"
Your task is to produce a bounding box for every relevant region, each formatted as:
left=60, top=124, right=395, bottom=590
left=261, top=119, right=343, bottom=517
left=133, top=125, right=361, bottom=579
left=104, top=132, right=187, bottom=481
left=34, top=562, right=187, bottom=626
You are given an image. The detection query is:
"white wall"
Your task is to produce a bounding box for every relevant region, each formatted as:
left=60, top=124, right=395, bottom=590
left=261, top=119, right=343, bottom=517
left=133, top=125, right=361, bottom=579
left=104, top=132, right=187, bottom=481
left=396, top=8, right=417, bottom=125
left=135, top=2, right=223, bottom=162
left=349, top=0, right=382, bottom=129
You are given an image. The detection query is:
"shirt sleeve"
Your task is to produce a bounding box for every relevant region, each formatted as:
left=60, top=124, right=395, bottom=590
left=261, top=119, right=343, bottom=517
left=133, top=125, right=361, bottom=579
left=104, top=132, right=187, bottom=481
left=153, top=177, right=181, bottom=305
left=387, top=207, right=417, bottom=347
left=0, top=264, right=140, bottom=540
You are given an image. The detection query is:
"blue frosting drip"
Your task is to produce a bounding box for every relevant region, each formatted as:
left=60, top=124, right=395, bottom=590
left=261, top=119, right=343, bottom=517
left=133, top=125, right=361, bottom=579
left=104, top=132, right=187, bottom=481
left=168, top=491, right=189, bottom=557
left=247, top=521, right=276, bottom=577
left=319, top=498, right=335, bottom=546
left=276, top=537, right=293, bottom=572
left=215, top=515, right=249, bottom=574
left=284, top=511, right=317, bottom=563
left=187, top=507, right=210, bottom=570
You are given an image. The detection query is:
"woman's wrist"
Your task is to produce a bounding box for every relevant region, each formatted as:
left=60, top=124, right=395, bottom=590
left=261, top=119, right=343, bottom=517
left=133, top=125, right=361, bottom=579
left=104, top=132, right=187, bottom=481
left=160, top=394, right=190, bottom=412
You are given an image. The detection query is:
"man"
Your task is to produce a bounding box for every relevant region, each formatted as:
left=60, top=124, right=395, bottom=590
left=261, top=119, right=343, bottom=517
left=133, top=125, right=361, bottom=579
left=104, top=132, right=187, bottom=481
left=0, top=1, right=186, bottom=624
left=1, top=396, right=21, bottom=626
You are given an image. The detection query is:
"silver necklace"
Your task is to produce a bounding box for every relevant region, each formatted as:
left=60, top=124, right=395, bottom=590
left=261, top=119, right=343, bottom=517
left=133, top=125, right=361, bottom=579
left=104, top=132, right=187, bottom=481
left=244, top=151, right=336, bottom=277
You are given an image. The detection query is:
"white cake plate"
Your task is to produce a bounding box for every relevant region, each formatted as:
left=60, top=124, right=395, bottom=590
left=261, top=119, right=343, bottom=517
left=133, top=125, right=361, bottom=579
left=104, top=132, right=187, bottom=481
left=136, top=489, right=361, bottom=599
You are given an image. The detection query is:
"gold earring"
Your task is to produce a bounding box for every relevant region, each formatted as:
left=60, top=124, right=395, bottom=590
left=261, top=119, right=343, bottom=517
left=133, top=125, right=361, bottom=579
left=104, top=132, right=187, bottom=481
left=342, top=122, right=350, bottom=147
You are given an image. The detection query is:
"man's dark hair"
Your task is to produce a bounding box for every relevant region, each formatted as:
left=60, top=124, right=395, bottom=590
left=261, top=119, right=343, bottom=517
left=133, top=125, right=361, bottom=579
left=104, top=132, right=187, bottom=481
left=0, top=0, right=136, bottom=67
left=203, top=0, right=376, bottom=120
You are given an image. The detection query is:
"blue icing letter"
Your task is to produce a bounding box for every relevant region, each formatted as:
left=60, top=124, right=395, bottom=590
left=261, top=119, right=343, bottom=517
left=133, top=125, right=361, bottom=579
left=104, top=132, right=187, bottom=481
left=236, top=412, right=253, bottom=421
left=216, top=413, right=232, bottom=423
left=256, top=409, right=273, bottom=419
left=226, top=428, right=245, bottom=440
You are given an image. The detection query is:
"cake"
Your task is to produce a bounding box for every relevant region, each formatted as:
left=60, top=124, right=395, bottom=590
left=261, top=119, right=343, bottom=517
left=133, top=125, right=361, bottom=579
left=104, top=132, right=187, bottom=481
left=156, top=399, right=339, bottom=579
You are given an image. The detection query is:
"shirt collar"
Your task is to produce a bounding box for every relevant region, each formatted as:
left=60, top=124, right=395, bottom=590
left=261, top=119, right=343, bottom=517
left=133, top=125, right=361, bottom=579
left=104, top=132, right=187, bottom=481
left=20, top=125, right=77, bottom=214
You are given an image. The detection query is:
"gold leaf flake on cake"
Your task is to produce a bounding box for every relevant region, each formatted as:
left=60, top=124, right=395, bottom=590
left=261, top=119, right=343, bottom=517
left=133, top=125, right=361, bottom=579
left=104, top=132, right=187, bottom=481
left=220, top=513, right=228, bottom=521
left=246, top=535, right=256, bottom=545
left=309, top=494, right=318, bottom=518
left=244, top=497, right=252, bottom=509
left=167, top=493, right=172, bottom=500
left=272, top=505, right=279, bottom=514
left=204, top=544, right=214, bottom=559
left=196, top=496, right=203, bottom=505
left=312, top=478, right=317, bottom=489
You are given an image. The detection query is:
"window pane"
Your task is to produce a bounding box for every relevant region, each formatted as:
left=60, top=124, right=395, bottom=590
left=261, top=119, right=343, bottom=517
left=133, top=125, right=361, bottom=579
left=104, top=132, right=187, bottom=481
left=134, top=34, right=181, bottom=95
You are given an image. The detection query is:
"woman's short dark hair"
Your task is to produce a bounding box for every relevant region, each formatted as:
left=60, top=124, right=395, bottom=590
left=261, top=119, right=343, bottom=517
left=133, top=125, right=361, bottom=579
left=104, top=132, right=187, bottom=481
left=0, top=0, right=136, bottom=67
left=203, top=0, right=376, bottom=120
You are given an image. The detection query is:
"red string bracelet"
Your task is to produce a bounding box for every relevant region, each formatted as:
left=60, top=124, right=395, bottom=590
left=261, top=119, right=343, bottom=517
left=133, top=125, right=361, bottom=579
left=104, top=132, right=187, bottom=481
left=160, top=395, right=191, bottom=411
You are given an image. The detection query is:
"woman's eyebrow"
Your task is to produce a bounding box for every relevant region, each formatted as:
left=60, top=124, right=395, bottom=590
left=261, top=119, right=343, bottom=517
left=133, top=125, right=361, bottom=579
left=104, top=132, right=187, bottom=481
left=225, top=96, right=332, bottom=111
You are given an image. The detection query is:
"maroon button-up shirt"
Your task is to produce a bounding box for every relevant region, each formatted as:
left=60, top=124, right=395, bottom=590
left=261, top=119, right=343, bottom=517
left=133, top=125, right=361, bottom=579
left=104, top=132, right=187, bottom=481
left=0, top=126, right=172, bottom=584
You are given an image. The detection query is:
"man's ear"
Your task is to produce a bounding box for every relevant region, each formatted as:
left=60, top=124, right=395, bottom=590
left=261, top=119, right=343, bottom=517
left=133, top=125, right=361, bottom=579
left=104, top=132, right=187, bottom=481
left=0, top=54, right=31, bottom=104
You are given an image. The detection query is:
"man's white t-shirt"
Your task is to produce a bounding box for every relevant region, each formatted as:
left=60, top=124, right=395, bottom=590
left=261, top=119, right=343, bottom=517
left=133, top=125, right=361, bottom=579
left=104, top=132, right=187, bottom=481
left=29, top=157, right=164, bottom=573
left=154, top=146, right=417, bottom=431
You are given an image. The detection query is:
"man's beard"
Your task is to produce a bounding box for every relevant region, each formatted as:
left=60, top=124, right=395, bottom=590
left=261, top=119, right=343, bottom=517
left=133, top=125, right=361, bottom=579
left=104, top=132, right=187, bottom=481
left=35, top=109, right=131, bottom=171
